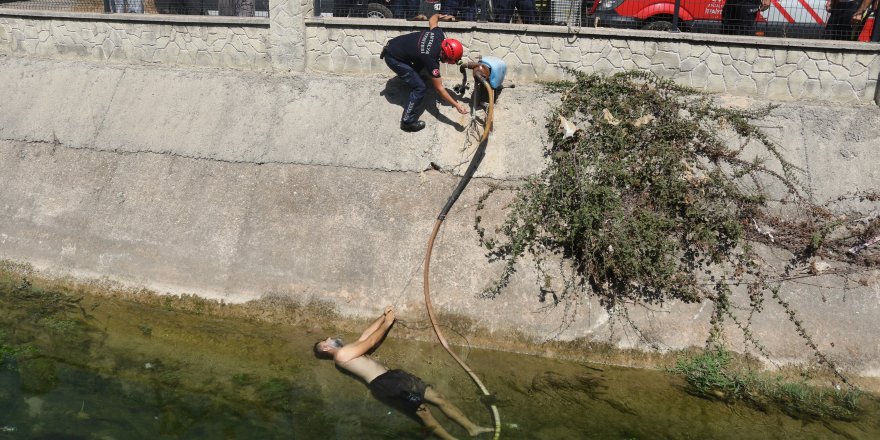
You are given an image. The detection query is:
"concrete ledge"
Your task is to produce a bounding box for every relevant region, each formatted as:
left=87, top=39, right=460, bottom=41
left=305, top=16, right=880, bottom=53
left=0, top=8, right=270, bottom=27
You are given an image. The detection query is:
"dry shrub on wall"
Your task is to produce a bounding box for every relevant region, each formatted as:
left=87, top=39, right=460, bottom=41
left=474, top=70, right=878, bottom=383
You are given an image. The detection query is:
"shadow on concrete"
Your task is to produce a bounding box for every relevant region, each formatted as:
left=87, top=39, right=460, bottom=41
left=380, top=77, right=465, bottom=132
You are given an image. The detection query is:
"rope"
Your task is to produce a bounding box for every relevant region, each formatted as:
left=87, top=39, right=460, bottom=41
left=423, top=77, right=501, bottom=439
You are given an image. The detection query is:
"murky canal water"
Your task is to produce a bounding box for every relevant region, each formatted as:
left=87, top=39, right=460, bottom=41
left=1, top=274, right=878, bottom=439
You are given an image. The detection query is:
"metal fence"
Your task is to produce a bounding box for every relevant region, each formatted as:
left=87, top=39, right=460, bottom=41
left=589, top=0, right=879, bottom=41
left=0, top=0, right=269, bottom=15
left=316, top=0, right=587, bottom=24
left=2, top=0, right=877, bottom=42
left=316, top=0, right=879, bottom=42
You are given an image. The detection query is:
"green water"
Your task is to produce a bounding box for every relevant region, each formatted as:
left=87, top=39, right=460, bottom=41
left=1, top=277, right=879, bottom=440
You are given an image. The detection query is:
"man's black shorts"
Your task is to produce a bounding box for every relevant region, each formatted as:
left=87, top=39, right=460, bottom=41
left=368, top=369, right=427, bottom=413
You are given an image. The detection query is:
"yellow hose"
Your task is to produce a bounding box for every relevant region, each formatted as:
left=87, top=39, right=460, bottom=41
left=423, top=77, right=500, bottom=439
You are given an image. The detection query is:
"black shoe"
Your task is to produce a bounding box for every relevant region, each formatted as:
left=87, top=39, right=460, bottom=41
left=400, top=120, right=425, bottom=132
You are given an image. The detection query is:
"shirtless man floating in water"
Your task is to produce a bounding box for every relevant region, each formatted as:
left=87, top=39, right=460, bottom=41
left=314, top=306, right=492, bottom=440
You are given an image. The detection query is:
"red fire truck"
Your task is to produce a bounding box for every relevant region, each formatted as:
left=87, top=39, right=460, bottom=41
left=589, top=0, right=876, bottom=41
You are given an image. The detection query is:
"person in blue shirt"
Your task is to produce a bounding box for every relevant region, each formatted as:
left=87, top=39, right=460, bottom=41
left=381, top=14, right=469, bottom=132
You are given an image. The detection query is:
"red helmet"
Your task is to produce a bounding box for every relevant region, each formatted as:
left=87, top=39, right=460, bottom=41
left=440, top=39, right=463, bottom=64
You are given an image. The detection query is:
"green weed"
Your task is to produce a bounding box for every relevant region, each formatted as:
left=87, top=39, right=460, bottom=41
left=478, top=69, right=873, bottom=388
left=671, top=349, right=860, bottom=421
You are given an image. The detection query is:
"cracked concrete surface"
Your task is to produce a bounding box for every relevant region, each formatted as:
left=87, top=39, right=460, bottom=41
left=0, top=54, right=550, bottom=179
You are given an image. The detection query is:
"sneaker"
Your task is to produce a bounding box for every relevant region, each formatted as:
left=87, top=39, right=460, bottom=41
left=400, top=120, right=425, bottom=132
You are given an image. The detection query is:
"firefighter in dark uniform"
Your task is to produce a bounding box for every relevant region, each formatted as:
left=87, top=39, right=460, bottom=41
left=381, top=14, right=469, bottom=133
left=721, top=0, right=771, bottom=35
left=824, top=0, right=874, bottom=40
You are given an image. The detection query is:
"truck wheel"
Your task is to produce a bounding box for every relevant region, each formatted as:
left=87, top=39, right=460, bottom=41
left=367, top=3, right=393, bottom=18
left=643, top=20, right=675, bottom=31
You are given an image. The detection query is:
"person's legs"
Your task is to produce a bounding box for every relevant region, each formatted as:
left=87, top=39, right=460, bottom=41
left=414, top=404, right=457, bottom=440
left=461, top=0, right=477, bottom=21
left=494, top=0, right=512, bottom=22
left=721, top=0, right=751, bottom=34
left=401, top=73, right=426, bottom=125
left=824, top=9, right=844, bottom=39
left=516, top=0, right=537, bottom=24
left=392, top=0, right=406, bottom=18
left=720, top=2, right=735, bottom=34
left=824, top=1, right=860, bottom=40
left=840, top=5, right=858, bottom=39
left=424, top=387, right=493, bottom=437
left=384, top=56, right=427, bottom=126
left=442, top=0, right=461, bottom=17
left=394, top=0, right=420, bottom=18
left=408, top=0, right=425, bottom=18
left=734, top=7, right=757, bottom=35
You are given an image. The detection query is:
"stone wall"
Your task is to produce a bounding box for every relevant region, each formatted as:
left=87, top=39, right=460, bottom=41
left=2, top=6, right=879, bottom=103
left=305, top=19, right=880, bottom=104
left=0, top=9, right=276, bottom=68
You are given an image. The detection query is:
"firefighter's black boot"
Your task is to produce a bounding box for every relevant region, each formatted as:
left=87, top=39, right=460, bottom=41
left=400, top=120, right=425, bottom=132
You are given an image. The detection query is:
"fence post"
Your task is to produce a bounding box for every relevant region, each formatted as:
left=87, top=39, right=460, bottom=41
left=873, top=13, right=880, bottom=42
left=269, top=0, right=307, bottom=71
left=672, top=0, right=681, bottom=31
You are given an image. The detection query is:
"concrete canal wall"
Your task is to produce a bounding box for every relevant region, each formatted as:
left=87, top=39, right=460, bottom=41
left=1, top=6, right=879, bottom=376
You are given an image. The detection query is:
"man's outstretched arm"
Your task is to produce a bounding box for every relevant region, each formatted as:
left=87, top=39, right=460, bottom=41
left=357, top=306, right=393, bottom=342
left=334, top=307, right=395, bottom=363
